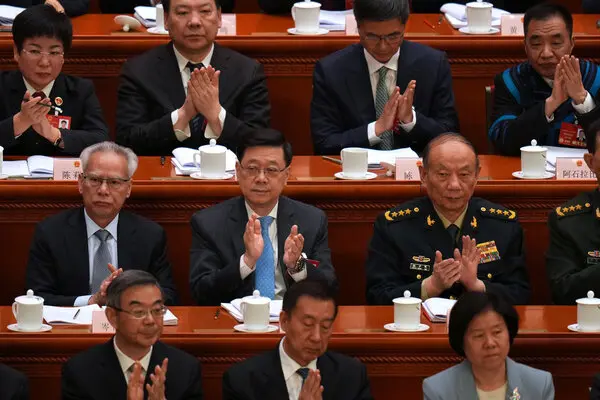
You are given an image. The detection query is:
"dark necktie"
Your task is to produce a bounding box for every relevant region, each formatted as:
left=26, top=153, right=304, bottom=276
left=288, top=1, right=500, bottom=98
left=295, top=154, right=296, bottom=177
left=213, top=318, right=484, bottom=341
left=32, top=91, right=46, bottom=100
left=447, top=224, right=460, bottom=248
left=296, top=367, right=310, bottom=386
left=91, top=229, right=111, bottom=293
left=186, top=62, right=206, bottom=138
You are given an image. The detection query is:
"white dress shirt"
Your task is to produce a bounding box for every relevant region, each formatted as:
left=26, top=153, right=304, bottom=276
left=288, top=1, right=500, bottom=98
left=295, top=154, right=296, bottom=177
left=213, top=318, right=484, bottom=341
left=279, top=338, right=318, bottom=400
left=239, top=202, right=307, bottom=300
left=542, top=77, right=596, bottom=122
left=364, top=49, right=417, bottom=146
left=73, top=210, right=119, bottom=306
left=113, top=337, right=153, bottom=384
left=170, top=44, right=226, bottom=142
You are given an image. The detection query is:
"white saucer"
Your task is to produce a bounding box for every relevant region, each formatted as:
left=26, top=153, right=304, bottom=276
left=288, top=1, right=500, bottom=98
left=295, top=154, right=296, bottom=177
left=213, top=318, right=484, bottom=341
left=233, top=324, right=279, bottom=333
left=384, top=323, right=430, bottom=332
left=459, top=27, right=500, bottom=35
left=334, top=172, right=378, bottom=180
left=512, top=171, right=555, bottom=180
left=287, top=27, right=329, bottom=36
left=147, top=27, right=169, bottom=35
left=0, top=175, right=8, bottom=180
left=190, top=172, right=234, bottom=180
left=567, top=323, right=600, bottom=333
left=8, top=323, right=52, bottom=332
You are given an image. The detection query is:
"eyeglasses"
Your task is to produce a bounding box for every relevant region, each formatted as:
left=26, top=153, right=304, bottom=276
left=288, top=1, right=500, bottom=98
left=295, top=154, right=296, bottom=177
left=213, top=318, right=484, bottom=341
left=82, top=174, right=131, bottom=190
left=239, top=164, right=289, bottom=179
left=112, top=306, right=167, bottom=320
left=22, top=49, right=64, bottom=60
left=362, top=32, right=404, bottom=45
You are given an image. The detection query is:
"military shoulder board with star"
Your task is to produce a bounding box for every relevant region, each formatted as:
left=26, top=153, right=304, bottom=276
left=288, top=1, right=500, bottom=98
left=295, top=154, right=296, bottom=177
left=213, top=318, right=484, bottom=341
left=384, top=205, right=421, bottom=222
left=555, top=201, right=593, bottom=218
left=478, top=205, right=517, bottom=221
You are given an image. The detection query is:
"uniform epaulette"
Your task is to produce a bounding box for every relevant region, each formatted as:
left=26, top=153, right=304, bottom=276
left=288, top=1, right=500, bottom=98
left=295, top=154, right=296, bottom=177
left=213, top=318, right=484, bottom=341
left=478, top=205, right=517, bottom=221
left=384, top=205, right=422, bottom=223
left=555, top=200, right=593, bottom=218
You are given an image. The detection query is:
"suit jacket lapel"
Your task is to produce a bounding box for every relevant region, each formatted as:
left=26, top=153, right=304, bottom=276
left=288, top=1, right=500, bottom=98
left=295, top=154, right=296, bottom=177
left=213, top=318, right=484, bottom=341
left=209, top=43, right=232, bottom=105
left=277, top=197, right=294, bottom=287
left=117, top=212, right=135, bottom=271
left=97, top=339, right=128, bottom=399
left=69, top=208, right=92, bottom=293
left=455, top=360, right=477, bottom=399
left=143, top=341, right=168, bottom=399
left=423, top=200, right=455, bottom=259
left=506, top=358, right=525, bottom=399
left=259, top=346, right=288, bottom=400
left=8, top=71, right=27, bottom=116
left=156, top=43, right=186, bottom=110
left=229, top=197, right=248, bottom=264
left=345, top=45, right=376, bottom=126
left=395, top=41, right=416, bottom=90
left=316, top=353, right=337, bottom=400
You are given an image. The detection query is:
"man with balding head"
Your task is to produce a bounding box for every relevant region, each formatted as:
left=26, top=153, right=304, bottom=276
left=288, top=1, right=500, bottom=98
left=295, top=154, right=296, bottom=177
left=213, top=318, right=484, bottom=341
left=365, top=133, right=530, bottom=305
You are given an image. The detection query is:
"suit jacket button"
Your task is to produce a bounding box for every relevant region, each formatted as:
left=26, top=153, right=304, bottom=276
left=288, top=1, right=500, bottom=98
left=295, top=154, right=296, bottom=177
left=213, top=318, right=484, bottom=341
left=416, top=274, right=422, bottom=280
left=487, top=273, right=492, bottom=279
left=449, top=296, right=455, bottom=300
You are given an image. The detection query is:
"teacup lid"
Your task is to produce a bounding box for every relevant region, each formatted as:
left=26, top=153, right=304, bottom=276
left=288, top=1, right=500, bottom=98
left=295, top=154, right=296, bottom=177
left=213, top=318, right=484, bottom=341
left=392, top=290, right=422, bottom=305
left=199, top=139, right=226, bottom=154
left=243, top=290, right=271, bottom=305
left=294, top=1, right=321, bottom=8
left=15, top=289, right=44, bottom=305
left=520, top=139, right=547, bottom=153
left=576, top=290, right=600, bottom=305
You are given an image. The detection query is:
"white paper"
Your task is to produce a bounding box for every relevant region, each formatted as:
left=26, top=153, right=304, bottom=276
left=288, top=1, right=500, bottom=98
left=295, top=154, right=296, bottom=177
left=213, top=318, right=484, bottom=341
left=27, top=155, right=53, bottom=174
left=0, top=5, right=24, bottom=24
left=2, top=160, right=30, bottom=177
left=367, top=148, right=419, bottom=168
left=319, top=10, right=352, bottom=31
left=43, top=305, right=178, bottom=326
left=423, top=297, right=456, bottom=323
left=134, top=7, right=235, bottom=34
left=172, top=147, right=237, bottom=175
left=221, top=299, right=282, bottom=323
left=545, top=145, right=588, bottom=171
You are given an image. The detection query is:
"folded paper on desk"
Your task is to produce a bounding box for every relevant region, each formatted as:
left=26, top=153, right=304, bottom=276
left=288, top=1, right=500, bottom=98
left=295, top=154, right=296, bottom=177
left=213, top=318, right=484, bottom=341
left=319, top=10, right=353, bottom=31
left=0, top=5, right=24, bottom=25
left=423, top=297, right=456, bottom=323
left=367, top=148, right=418, bottom=168
left=221, top=299, right=282, bottom=323
left=441, top=3, right=508, bottom=28
left=545, top=146, right=587, bottom=172
left=43, top=305, right=178, bottom=325
left=171, top=147, right=237, bottom=175
left=134, top=6, right=235, bottom=34
left=3, top=155, right=53, bottom=178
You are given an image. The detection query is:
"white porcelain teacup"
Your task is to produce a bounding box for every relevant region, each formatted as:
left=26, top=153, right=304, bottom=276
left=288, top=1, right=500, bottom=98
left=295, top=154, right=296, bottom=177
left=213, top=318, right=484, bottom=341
left=12, top=290, right=44, bottom=331
left=240, top=290, right=271, bottom=331
left=520, top=139, right=547, bottom=178
left=341, top=147, right=368, bottom=178
left=393, top=290, right=422, bottom=330
left=291, top=1, right=321, bottom=33
left=193, top=139, right=227, bottom=178
left=155, top=4, right=166, bottom=31
left=466, top=1, right=493, bottom=33
left=576, top=291, right=600, bottom=332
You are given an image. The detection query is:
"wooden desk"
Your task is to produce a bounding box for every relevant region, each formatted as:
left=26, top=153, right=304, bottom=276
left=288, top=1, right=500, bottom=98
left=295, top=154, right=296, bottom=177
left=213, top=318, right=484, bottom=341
left=0, top=155, right=596, bottom=306
left=0, top=305, right=597, bottom=399
left=0, top=14, right=599, bottom=155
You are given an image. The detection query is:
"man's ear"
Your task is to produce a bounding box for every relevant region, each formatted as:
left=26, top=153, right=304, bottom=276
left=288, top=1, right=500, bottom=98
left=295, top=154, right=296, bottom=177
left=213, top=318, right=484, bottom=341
left=106, top=307, right=118, bottom=330
left=584, top=152, right=594, bottom=171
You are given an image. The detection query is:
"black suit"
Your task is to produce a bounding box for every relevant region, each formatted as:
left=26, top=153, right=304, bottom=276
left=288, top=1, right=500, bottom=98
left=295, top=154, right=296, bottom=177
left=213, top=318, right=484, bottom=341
left=0, top=364, right=29, bottom=400
left=0, top=71, right=108, bottom=156
left=2, top=0, right=89, bottom=16
left=115, top=42, right=270, bottom=155
left=99, top=0, right=234, bottom=13
left=311, top=42, right=458, bottom=155
left=189, top=196, right=337, bottom=305
left=62, top=339, right=203, bottom=400
left=26, top=208, right=178, bottom=306
left=223, top=345, right=372, bottom=400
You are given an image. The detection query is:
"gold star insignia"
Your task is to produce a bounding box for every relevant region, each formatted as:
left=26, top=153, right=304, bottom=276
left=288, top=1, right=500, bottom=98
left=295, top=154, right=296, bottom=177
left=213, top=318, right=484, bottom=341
left=562, top=207, right=569, bottom=213
left=405, top=209, right=412, bottom=215
left=503, top=210, right=509, bottom=216
left=414, top=207, right=419, bottom=213
left=391, top=212, right=398, bottom=217
left=556, top=207, right=565, bottom=217
left=490, top=208, right=496, bottom=213
left=427, top=215, right=436, bottom=227
left=576, top=204, right=583, bottom=210
left=496, top=209, right=503, bottom=215
left=398, top=210, right=405, bottom=217
left=470, top=216, right=477, bottom=229
left=569, top=206, right=576, bottom=212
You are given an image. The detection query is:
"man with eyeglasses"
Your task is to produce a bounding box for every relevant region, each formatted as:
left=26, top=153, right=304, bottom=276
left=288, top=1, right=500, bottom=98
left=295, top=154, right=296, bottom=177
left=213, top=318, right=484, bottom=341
left=62, top=270, right=203, bottom=400
left=115, top=0, right=270, bottom=156
left=310, top=0, right=458, bottom=156
left=189, top=128, right=337, bottom=305
left=26, top=142, right=178, bottom=306
left=0, top=5, right=108, bottom=156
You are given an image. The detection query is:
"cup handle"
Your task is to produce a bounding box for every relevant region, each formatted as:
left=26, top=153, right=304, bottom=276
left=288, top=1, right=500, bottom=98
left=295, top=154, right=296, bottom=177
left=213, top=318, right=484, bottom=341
left=240, top=301, right=247, bottom=319
left=12, top=302, right=17, bottom=319
left=193, top=152, right=201, bottom=169
left=340, top=151, right=344, bottom=163
left=291, top=6, right=296, bottom=21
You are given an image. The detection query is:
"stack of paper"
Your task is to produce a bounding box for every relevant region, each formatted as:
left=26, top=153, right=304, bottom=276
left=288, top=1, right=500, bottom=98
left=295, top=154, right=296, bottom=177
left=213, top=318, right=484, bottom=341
left=0, top=5, right=24, bottom=25
left=423, top=297, right=456, bottom=323
left=221, top=299, right=282, bottom=323
left=545, top=146, right=587, bottom=172
left=171, top=147, right=237, bottom=175
left=3, top=155, right=53, bottom=178
left=319, top=10, right=352, bottom=31
left=133, top=6, right=156, bottom=27
left=43, top=305, right=178, bottom=326
left=367, top=148, right=419, bottom=168
left=440, top=3, right=508, bottom=29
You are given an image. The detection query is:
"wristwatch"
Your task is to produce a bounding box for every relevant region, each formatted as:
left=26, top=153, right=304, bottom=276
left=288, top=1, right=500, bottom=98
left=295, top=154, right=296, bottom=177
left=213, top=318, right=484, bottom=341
left=53, top=133, right=63, bottom=147
left=288, top=252, right=307, bottom=275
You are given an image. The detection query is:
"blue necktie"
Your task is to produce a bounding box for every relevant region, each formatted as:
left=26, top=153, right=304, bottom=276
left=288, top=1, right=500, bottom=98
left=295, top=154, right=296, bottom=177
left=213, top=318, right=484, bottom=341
left=186, top=62, right=205, bottom=138
left=255, top=216, right=275, bottom=299
left=296, top=368, right=310, bottom=385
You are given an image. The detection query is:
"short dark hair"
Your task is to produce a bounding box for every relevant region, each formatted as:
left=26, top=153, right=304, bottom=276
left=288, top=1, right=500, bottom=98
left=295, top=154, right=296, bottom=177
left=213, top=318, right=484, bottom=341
left=12, top=5, right=73, bottom=53
left=353, top=0, right=410, bottom=25
left=236, top=128, right=293, bottom=167
left=448, top=292, right=519, bottom=357
left=162, top=0, right=222, bottom=13
left=524, top=2, right=573, bottom=39
left=422, top=133, right=479, bottom=170
left=585, top=119, right=600, bottom=154
left=106, top=270, right=164, bottom=309
left=282, top=280, right=338, bottom=320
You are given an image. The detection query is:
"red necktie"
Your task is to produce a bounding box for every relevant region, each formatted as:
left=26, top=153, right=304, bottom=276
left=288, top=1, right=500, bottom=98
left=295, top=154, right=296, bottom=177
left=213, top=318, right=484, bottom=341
left=32, top=91, right=46, bottom=99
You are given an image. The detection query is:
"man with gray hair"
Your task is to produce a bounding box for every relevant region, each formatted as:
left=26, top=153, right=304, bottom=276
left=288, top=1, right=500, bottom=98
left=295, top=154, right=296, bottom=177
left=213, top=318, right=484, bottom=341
left=62, top=270, right=202, bottom=399
left=26, top=141, right=178, bottom=306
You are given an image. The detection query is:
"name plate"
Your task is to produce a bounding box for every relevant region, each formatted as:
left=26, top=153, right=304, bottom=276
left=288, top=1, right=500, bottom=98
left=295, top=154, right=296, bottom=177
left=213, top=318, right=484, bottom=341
left=345, top=14, right=358, bottom=35
left=92, top=310, right=115, bottom=334
left=500, top=14, right=524, bottom=36
left=395, top=158, right=422, bottom=181
left=218, top=14, right=236, bottom=36
left=556, top=157, right=596, bottom=180
left=53, top=158, right=82, bottom=181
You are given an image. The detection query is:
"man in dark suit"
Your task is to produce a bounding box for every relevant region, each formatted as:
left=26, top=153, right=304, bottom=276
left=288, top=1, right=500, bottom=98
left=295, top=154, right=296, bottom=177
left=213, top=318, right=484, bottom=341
left=62, top=270, right=203, bottom=400
left=26, top=142, right=178, bottom=306
left=3, top=0, right=89, bottom=17
left=366, top=133, right=530, bottom=305
left=0, top=364, right=29, bottom=400
left=223, top=279, right=372, bottom=400
left=116, top=0, right=270, bottom=156
left=99, top=0, right=233, bottom=14
left=311, top=0, right=458, bottom=156
left=189, top=128, right=337, bottom=305
left=0, top=5, right=108, bottom=156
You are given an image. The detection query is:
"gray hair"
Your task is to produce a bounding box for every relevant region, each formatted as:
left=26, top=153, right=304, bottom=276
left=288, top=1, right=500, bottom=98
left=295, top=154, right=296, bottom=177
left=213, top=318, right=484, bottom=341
left=80, top=142, right=139, bottom=178
left=106, top=270, right=164, bottom=309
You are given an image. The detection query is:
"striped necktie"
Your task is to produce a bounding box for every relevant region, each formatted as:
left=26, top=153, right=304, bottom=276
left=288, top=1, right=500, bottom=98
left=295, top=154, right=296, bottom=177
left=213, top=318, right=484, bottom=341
left=375, top=66, right=394, bottom=150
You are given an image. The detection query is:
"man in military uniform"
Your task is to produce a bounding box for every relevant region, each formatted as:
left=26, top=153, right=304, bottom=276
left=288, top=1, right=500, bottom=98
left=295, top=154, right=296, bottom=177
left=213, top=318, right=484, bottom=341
left=547, top=119, right=600, bottom=304
left=366, top=133, right=530, bottom=305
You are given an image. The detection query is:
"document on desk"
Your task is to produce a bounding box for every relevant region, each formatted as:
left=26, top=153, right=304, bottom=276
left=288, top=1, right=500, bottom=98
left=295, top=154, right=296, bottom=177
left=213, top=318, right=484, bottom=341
left=423, top=297, right=456, bottom=323
left=221, top=299, right=282, bottom=323
left=43, top=305, right=178, bottom=325
left=3, top=155, right=53, bottom=178
left=367, top=148, right=419, bottom=168
left=319, top=10, right=352, bottom=31
left=545, top=146, right=587, bottom=172
left=0, top=5, right=24, bottom=25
